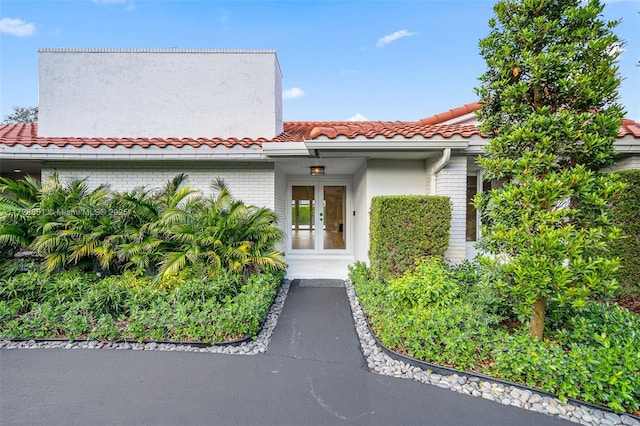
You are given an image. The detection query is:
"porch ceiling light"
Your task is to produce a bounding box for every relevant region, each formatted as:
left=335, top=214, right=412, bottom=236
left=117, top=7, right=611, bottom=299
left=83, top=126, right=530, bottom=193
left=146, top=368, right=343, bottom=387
left=12, top=169, right=22, bottom=173
left=310, top=166, right=325, bottom=176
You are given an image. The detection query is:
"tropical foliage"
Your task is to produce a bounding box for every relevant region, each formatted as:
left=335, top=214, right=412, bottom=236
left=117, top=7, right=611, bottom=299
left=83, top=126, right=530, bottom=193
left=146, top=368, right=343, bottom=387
left=0, top=173, right=286, bottom=279
left=0, top=173, right=286, bottom=343
left=0, top=269, right=284, bottom=343
left=350, top=260, right=640, bottom=413
left=475, top=0, right=625, bottom=338
left=0, top=175, right=41, bottom=262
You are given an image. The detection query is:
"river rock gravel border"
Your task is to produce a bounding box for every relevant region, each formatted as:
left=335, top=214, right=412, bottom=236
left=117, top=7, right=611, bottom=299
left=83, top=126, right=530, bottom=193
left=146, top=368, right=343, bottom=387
left=344, top=279, right=639, bottom=426
left=0, top=280, right=291, bottom=356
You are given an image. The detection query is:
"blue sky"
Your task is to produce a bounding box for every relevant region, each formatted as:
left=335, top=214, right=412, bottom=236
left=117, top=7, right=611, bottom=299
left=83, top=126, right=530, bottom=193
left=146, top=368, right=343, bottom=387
left=1, top=0, right=639, bottom=123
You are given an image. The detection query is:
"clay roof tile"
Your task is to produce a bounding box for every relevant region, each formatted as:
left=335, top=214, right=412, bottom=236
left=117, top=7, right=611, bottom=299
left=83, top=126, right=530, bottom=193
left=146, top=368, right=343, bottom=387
left=1, top=110, right=638, bottom=150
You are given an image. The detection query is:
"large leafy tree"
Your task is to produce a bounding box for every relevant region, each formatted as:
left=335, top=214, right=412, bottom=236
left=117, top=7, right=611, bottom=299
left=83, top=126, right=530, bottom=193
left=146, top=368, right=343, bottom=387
left=2, top=106, right=38, bottom=123
left=475, top=0, right=625, bottom=339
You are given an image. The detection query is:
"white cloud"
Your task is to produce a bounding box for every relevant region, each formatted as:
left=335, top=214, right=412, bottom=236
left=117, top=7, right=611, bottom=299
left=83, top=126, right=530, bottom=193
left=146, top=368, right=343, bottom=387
left=283, top=87, right=304, bottom=99
left=0, top=18, right=36, bottom=37
left=347, top=113, right=369, bottom=122
left=376, top=30, right=416, bottom=48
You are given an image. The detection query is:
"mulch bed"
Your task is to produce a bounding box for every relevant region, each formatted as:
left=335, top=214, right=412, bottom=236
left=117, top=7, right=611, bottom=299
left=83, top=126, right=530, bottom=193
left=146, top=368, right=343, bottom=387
left=615, top=295, right=640, bottom=315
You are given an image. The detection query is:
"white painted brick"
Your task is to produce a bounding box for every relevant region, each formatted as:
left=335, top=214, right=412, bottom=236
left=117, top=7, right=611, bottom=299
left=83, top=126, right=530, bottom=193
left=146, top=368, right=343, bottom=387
left=434, top=155, right=467, bottom=264
left=42, top=161, right=276, bottom=209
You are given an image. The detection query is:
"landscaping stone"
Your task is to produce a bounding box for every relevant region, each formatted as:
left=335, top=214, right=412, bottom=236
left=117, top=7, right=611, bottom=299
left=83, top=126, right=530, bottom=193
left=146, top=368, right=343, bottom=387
left=546, top=405, right=562, bottom=415
left=529, top=394, right=542, bottom=405
left=621, top=415, right=640, bottom=426
left=605, top=414, right=622, bottom=424
left=482, top=392, right=494, bottom=401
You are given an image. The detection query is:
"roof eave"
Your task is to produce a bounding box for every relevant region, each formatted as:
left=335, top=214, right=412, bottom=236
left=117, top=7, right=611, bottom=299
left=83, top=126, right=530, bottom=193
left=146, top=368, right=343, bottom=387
left=261, top=141, right=310, bottom=157
left=0, top=144, right=266, bottom=160
left=613, top=136, right=640, bottom=154
left=305, top=137, right=469, bottom=151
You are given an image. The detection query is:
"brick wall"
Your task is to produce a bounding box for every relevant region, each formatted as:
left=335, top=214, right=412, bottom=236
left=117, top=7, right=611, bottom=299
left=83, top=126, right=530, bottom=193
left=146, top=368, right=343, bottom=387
left=607, top=156, right=640, bottom=171
left=273, top=166, right=288, bottom=252
left=431, top=155, right=467, bottom=263
left=41, top=160, right=276, bottom=209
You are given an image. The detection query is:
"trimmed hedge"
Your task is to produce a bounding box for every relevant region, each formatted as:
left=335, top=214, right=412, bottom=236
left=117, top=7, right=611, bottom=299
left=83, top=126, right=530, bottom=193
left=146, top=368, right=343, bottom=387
left=610, top=169, right=640, bottom=297
left=369, top=195, right=451, bottom=282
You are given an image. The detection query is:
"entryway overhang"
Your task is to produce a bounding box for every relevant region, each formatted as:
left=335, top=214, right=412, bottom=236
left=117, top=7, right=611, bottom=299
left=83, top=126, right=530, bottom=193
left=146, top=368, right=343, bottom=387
left=262, top=137, right=469, bottom=160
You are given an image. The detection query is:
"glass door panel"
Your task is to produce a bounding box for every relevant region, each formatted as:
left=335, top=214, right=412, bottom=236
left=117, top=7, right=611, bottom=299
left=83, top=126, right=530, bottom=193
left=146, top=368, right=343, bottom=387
left=290, top=183, right=348, bottom=252
left=291, top=185, right=315, bottom=250
left=323, top=185, right=346, bottom=250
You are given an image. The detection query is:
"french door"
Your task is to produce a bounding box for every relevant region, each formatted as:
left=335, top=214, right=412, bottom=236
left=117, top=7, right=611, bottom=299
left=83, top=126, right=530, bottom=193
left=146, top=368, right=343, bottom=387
left=290, top=183, right=349, bottom=252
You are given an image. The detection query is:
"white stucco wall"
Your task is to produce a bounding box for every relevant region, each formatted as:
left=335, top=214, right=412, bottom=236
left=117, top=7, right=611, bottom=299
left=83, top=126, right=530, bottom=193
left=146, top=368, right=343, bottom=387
left=365, top=159, right=427, bottom=197
left=38, top=49, right=283, bottom=139
left=348, top=159, right=428, bottom=265
left=352, top=160, right=368, bottom=263
left=41, top=161, right=275, bottom=209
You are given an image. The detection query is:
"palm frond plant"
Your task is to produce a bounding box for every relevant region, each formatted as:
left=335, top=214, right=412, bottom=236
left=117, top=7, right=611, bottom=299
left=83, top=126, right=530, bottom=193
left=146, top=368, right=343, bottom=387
left=30, top=175, right=113, bottom=273
left=99, top=187, right=164, bottom=274
left=0, top=175, right=41, bottom=260
left=158, top=178, right=285, bottom=280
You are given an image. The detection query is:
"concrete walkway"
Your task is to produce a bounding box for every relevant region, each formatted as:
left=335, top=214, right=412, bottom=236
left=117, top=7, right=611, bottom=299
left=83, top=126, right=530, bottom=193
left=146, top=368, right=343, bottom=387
left=0, top=280, right=569, bottom=425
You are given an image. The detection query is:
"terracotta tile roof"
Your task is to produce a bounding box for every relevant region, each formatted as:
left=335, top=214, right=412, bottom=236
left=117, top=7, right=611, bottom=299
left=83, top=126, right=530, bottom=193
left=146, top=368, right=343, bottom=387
left=416, top=102, right=482, bottom=125
left=0, top=123, right=279, bottom=148
left=620, top=119, right=640, bottom=138
left=1, top=112, right=638, bottom=150
left=414, top=102, right=640, bottom=138
left=308, top=122, right=481, bottom=139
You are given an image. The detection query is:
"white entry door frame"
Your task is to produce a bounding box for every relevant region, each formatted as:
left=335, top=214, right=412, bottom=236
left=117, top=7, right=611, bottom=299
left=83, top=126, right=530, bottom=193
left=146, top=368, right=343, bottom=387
left=286, top=178, right=352, bottom=255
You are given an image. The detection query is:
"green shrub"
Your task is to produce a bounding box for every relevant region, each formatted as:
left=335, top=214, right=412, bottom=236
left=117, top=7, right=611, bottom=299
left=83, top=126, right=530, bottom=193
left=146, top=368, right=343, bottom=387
left=351, top=260, right=503, bottom=371
left=609, top=169, right=640, bottom=297
left=123, top=269, right=283, bottom=343
left=388, top=258, right=459, bottom=309
left=0, top=266, right=283, bottom=343
left=171, top=270, right=243, bottom=305
left=369, top=195, right=451, bottom=282
left=0, top=175, right=41, bottom=261
left=42, top=271, right=97, bottom=305
left=219, top=271, right=283, bottom=338
left=0, top=271, right=48, bottom=314
left=1, top=173, right=286, bottom=280
left=88, top=314, right=122, bottom=341
left=491, top=303, right=640, bottom=413
left=87, top=277, right=131, bottom=316
left=61, top=302, right=92, bottom=338
left=351, top=259, right=640, bottom=413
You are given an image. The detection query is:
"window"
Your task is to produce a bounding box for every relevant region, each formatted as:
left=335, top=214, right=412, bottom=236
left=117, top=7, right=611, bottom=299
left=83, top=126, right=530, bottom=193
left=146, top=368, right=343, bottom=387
left=466, top=174, right=491, bottom=242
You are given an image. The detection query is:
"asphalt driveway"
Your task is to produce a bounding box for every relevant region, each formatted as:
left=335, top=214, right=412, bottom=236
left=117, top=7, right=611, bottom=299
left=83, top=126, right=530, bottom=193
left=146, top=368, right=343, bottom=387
left=0, top=281, right=569, bottom=426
